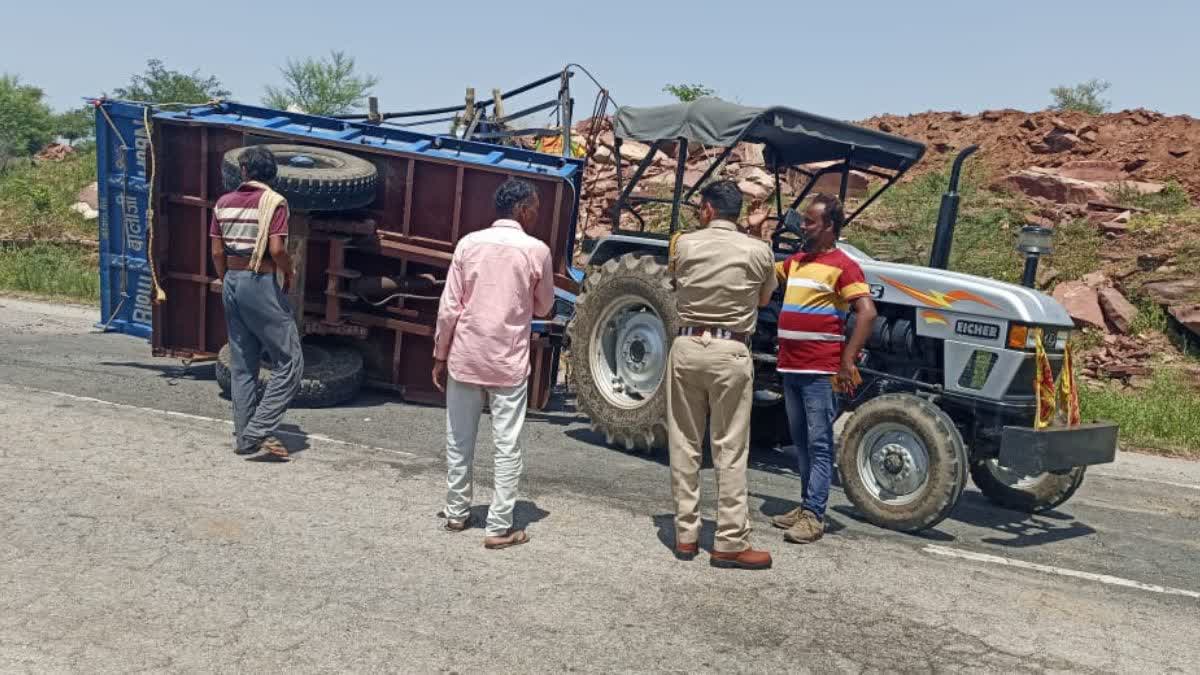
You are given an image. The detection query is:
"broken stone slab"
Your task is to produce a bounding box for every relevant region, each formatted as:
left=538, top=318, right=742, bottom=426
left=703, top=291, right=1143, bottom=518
left=788, top=162, right=871, bottom=199
left=998, top=168, right=1109, bottom=205
left=1044, top=131, right=1082, bottom=153
left=1169, top=304, right=1200, bottom=337
left=1081, top=272, right=1111, bottom=289
left=1052, top=281, right=1107, bottom=331
left=1097, top=287, right=1138, bottom=334
left=738, top=179, right=773, bottom=202
left=1141, top=278, right=1200, bottom=305
left=1055, top=160, right=1124, bottom=182
left=76, top=182, right=99, bottom=210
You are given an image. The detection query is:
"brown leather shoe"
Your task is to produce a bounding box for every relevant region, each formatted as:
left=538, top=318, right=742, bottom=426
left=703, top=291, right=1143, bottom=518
left=710, top=547, right=773, bottom=570
left=771, top=506, right=805, bottom=530
left=674, top=541, right=699, bottom=561
left=783, top=510, right=825, bottom=544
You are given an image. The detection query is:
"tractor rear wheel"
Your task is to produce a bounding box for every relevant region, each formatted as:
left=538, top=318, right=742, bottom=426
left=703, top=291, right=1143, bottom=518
left=837, top=394, right=967, bottom=532
left=969, top=460, right=1086, bottom=513
left=568, top=254, right=678, bottom=452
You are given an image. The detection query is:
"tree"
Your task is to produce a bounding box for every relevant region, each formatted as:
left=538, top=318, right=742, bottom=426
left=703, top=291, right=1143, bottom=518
left=0, top=74, right=55, bottom=165
left=113, top=59, right=231, bottom=104
left=1049, top=79, right=1111, bottom=115
left=662, top=83, right=715, bottom=103
left=263, top=51, right=379, bottom=116
left=54, top=106, right=95, bottom=146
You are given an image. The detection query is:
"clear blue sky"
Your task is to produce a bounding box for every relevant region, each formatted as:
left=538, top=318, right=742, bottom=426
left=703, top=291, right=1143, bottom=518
left=5, top=0, right=1196, bottom=120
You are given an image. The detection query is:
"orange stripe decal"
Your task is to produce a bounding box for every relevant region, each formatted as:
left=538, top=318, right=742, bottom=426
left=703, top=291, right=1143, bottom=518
left=880, top=275, right=999, bottom=310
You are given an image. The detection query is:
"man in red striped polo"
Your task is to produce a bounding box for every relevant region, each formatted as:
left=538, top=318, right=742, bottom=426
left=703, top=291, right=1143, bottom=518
left=771, top=194, right=877, bottom=544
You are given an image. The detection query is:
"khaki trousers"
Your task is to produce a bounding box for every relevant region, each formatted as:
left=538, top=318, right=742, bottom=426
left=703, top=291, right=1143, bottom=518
left=667, top=335, right=754, bottom=553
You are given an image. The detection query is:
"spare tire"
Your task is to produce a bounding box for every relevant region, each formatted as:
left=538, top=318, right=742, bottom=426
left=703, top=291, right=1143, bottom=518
left=215, top=341, right=365, bottom=408
left=222, top=144, right=378, bottom=212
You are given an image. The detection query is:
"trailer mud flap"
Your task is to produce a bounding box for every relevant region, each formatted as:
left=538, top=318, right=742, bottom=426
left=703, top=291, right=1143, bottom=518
left=998, top=422, right=1119, bottom=475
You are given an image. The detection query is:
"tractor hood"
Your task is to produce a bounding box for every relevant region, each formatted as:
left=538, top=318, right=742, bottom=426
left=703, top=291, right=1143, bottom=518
left=838, top=243, right=1075, bottom=328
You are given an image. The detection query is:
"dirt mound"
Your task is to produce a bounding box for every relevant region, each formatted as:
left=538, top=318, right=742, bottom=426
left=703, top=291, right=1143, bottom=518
left=861, top=108, right=1200, bottom=195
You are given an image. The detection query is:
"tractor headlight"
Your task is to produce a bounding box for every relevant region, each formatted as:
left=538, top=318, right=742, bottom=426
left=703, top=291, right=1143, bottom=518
left=1016, top=225, right=1055, bottom=256
left=1007, top=324, right=1069, bottom=351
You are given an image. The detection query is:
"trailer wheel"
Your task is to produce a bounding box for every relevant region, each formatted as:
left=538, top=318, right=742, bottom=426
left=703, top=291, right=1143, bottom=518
left=837, top=394, right=967, bottom=532
left=568, top=254, right=677, bottom=452
left=215, top=341, right=365, bottom=408
left=969, top=460, right=1086, bottom=513
left=222, top=144, right=378, bottom=212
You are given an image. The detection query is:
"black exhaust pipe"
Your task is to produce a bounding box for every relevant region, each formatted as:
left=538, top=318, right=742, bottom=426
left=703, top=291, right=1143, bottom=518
left=928, top=145, right=979, bottom=270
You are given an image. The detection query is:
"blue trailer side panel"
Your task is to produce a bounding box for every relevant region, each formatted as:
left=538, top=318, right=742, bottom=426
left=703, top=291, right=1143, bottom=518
left=96, top=101, right=154, bottom=339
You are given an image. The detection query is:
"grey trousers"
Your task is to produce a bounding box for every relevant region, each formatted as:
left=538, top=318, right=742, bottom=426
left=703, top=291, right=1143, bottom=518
left=444, top=376, right=528, bottom=535
left=222, top=270, right=303, bottom=452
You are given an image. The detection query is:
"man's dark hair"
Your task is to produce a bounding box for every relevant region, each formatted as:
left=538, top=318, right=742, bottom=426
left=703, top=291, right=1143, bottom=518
left=699, top=180, right=743, bottom=220
left=239, top=145, right=278, bottom=183
left=812, top=193, right=846, bottom=235
left=494, top=178, right=538, bottom=218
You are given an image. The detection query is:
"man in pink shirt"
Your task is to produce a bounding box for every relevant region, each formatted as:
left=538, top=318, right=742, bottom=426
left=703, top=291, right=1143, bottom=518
left=432, top=177, right=555, bottom=549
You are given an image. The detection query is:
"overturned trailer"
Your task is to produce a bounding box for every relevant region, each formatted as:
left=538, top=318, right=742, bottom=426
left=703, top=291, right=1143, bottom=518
left=95, top=99, right=584, bottom=409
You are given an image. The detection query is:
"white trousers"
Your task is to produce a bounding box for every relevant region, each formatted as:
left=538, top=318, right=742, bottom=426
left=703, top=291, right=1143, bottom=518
left=444, top=376, right=529, bottom=535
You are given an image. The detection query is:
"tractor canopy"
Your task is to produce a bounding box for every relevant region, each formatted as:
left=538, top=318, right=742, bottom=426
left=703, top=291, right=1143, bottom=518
left=613, top=97, right=925, bottom=170
left=607, top=98, right=927, bottom=237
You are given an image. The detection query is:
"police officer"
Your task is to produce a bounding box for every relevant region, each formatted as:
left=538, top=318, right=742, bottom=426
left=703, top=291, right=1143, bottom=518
left=668, top=179, right=778, bottom=570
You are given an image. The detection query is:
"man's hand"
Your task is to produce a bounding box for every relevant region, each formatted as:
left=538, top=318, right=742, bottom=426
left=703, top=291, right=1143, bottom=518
left=280, top=268, right=294, bottom=293
left=432, top=359, right=447, bottom=393
left=835, top=357, right=862, bottom=396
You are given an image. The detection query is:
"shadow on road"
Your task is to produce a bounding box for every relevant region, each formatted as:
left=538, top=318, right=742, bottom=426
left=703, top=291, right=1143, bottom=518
left=652, top=514, right=717, bottom=553
left=245, top=422, right=311, bottom=462
left=948, top=491, right=1096, bottom=548
left=99, top=360, right=216, bottom=382
left=450, top=500, right=551, bottom=531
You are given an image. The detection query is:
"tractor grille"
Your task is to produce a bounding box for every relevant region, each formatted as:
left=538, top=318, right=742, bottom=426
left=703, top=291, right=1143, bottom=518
left=1006, top=353, right=1065, bottom=397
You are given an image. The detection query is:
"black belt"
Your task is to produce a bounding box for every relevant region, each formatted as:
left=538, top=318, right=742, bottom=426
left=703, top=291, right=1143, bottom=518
left=678, top=325, right=750, bottom=343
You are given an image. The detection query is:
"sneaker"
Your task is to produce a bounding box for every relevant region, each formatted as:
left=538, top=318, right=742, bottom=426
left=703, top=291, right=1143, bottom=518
left=783, top=510, right=825, bottom=544
left=770, top=506, right=805, bottom=530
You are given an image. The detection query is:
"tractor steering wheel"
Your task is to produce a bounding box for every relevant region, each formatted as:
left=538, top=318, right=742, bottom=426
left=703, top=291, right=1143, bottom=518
left=771, top=208, right=806, bottom=256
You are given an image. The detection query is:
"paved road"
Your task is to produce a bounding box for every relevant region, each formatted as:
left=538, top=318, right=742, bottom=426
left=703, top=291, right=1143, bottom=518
left=2, top=298, right=1198, bottom=672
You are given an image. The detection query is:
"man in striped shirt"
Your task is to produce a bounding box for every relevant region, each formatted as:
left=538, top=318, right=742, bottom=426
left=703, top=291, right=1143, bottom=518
left=209, top=145, right=302, bottom=459
left=771, top=194, right=877, bottom=544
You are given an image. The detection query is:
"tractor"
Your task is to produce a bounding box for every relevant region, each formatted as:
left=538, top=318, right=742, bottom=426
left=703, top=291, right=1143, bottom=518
left=566, top=98, right=1118, bottom=532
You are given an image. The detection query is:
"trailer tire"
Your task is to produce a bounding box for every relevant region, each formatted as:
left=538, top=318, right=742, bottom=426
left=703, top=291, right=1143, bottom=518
left=837, top=394, right=967, bottom=532
left=568, top=254, right=677, bottom=452
left=969, top=460, right=1086, bottom=513
left=215, top=341, right=365, bottom=408
left=222, top=144, right=378, bottom=212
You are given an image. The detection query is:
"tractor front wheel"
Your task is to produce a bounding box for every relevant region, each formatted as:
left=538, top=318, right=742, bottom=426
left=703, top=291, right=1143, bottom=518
left=837, top=394, right=968, bottom=532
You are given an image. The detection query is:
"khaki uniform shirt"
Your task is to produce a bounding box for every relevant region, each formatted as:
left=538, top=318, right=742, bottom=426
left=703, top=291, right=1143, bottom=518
left=669, top=220, right=778, bottom=335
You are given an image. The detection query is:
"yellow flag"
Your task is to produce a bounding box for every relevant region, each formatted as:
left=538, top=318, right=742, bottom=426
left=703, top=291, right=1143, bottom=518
left=1056, top=341, right=1082, bottom=427
left=1034, top=331, right=1057, bottom=430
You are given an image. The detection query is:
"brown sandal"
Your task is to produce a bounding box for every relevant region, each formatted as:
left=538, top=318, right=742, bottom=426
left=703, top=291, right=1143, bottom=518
left=484, top=529, right=530, bottom=549
left=259, top=436, right=288, bottom=458
left=442, top=515, right=473, bottom=532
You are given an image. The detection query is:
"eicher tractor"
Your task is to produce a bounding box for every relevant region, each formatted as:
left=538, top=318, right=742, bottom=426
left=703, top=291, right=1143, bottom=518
left=567, top=98, right=1119, bottom=532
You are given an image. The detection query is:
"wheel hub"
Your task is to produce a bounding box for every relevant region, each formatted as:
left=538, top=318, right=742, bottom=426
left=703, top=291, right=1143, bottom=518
left=858, top=424, right=931, bottom=504
left=589, top=295, right=667, bottom=410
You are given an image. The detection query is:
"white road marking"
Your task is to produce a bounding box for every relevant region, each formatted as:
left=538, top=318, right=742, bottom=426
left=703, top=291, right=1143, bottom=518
left=923, top=545, right=1200, bottom=600
left=24, top=387, right=420, bottom=459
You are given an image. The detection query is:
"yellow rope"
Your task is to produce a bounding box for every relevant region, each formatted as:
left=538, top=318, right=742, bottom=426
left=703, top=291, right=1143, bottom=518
left=143, top=106, right=166, bottom=302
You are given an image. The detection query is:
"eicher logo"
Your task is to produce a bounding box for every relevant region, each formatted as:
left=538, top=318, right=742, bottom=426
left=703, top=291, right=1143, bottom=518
left=954, top=320, right=1000, bottom=340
